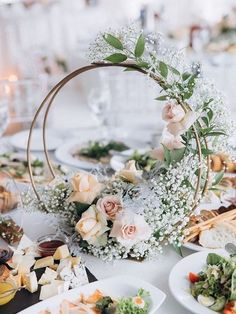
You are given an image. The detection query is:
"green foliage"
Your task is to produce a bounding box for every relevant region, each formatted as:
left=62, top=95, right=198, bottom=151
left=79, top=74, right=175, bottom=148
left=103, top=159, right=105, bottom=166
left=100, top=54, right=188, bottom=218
left=105, top=53, right=127, bottom=63
left=159, top=61, right=168, bottom=78
left=155, top=95, right=169, bottom=101
left=103, top=34, right=123, bottom=50
left=212, top=171, right=224, bottom=186
left=134, top=34, right=145, bottom=58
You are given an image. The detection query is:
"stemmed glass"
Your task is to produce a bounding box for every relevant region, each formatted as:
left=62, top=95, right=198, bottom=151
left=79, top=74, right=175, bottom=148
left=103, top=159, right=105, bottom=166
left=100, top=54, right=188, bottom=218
left=88, top=84, right=111, bottom=139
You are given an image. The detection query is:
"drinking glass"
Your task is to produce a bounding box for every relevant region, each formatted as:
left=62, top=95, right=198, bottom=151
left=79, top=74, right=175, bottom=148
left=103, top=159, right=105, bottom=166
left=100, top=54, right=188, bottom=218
left=0, top=83, right=9, bottom=137
left=88, top=84, right=111, bottom=138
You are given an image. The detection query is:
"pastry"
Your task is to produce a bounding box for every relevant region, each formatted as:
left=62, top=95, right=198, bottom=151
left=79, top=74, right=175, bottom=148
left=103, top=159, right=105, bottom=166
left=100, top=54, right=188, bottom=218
left=0, top=217, right=24, bottom=245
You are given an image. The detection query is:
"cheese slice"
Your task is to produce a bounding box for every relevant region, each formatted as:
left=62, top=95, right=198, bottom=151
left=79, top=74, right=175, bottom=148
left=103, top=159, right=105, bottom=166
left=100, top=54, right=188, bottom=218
left=22, top=271, right=38, bottom=293
left=73, top=264, right=88, bottom=286
left=57, top=259, right=71, bottom=273
left=38, top=267, right=58, bottom=285
left=17, top=234, right=34, bottom=252
left=34, top=256, right=54, bottom=269
left=10, top=274, right=22, bottom=288
left=53, top=245, right=70, bottom=260
left=39, top=280, right=69, bottom=300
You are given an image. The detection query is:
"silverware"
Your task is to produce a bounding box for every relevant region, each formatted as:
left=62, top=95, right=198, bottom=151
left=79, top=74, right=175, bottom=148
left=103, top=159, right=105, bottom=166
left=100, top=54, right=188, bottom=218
left=225, top=243, right=236, bottom=255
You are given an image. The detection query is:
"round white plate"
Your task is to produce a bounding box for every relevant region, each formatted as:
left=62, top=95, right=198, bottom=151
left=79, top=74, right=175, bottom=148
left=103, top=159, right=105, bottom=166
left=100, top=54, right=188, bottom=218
left=169, top=249, right=228, bottom=314
left=19, top=275, right=166, bottom=314
left=55, top=140, right=148, bottom=170
left=9, top=129, right=62, bottom=151
left=110, top=148, right=149, bottom=171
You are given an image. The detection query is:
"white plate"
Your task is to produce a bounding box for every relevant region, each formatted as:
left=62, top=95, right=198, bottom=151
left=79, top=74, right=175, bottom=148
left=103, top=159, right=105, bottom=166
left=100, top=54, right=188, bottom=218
left=10, top=129, right=62, bottom=151
left=169, top=249, right=228, bottom=314
left=110, top=148, right=148, bottom=172
left=55, top=139, right=99, bottom=170
left=19, top=275, right=166, bottom=314
left=183, top=242, right=212, bottom=252
left=55, top=140, right=148, bottom=170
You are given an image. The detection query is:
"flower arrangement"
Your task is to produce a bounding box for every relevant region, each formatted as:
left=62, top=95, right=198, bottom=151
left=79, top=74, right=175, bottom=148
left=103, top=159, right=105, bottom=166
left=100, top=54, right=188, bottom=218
left=24, top=25, right=235, bottom=261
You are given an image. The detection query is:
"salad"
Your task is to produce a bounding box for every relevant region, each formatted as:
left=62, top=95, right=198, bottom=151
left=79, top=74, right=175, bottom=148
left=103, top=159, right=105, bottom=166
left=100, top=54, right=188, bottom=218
left=74, top=141, right=129, bottom=164
left=189, top=253, right=236, bottom=313
left=40, top=288, right=150, bottom=314
left=128, top=151, right=156, bottom=172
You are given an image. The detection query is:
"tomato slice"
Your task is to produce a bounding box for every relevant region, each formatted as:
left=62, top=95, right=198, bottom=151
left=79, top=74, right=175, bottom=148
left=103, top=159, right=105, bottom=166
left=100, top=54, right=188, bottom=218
left=223, top=309, right=236, bottom=314
left=188, top=272, right=200, bottom=283
left=223, top=302, right=236, bottom=314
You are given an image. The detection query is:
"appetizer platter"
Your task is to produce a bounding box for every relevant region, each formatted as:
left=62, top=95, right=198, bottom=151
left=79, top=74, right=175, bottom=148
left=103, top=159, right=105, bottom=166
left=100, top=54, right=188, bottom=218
left=183, top=171, right=236, bottom=251
left=55, top=139, right=130, bottom=170
left=18, top=275, right=166, bottom=314
left=0, top=234, right=96, bottom=313
left=0, top=152, right=69, bottom=184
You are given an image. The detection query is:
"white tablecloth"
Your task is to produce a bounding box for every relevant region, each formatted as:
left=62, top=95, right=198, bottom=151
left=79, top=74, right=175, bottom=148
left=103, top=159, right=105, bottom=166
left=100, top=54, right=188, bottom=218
left=0, top=209, right=193, bottom=314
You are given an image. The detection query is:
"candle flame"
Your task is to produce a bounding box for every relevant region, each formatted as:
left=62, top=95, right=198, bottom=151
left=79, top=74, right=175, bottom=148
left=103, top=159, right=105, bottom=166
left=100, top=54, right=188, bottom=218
left=8, top=75, right=18, bottom=82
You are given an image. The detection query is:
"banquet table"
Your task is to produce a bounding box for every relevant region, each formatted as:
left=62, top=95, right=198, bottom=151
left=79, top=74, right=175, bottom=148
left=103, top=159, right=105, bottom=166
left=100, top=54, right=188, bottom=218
left=0, top=207, right=193, bottom=314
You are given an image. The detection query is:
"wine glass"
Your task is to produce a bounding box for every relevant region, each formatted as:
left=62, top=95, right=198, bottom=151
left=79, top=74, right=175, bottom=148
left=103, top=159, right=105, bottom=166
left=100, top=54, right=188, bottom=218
left=88, top=85, right=111, bottom=138
left=0, top=83, right=9, bottom=137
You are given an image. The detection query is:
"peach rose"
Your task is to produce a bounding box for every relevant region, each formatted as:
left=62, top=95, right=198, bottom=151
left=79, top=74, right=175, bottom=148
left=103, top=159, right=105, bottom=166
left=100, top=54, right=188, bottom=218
left=118, top=160, right=143, bottom=184
left=68, top=172, right=103, bottom=204
left=110, top=212, right=152, bottom=247
left=96, top=195, right=123, bottom=220
left=75, top=205, right=109, bottom=246
left=167, top=111, right=198, bottom=136
left=162, top=102, right=185, bottom=123
left=149, top=130, right=185, bottom=161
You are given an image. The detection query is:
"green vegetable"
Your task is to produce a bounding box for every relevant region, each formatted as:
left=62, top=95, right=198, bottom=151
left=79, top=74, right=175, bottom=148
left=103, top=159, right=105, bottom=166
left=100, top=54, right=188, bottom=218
left=209, top=296, right=226, bottom=311
left=79, top=141, right=129, bottom=160
left=128, top=151, right=156, bottom=171
left=231, top=269, right=236, bottom=300
left=116, top=289, right=150, bottom=314
left=96, top=296, right=113, bottom=313
left=207, top=253, right=228, bottom=265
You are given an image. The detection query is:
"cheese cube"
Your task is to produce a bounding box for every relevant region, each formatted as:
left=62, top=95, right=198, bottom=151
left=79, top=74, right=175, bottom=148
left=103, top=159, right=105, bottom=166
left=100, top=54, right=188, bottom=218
left=17, top=234, right=34, bottom=251
left=73, top=264, right=88, bottom=286
left=34, top=256, right=54, bottom=269
left=17, top=264, right=31, bottom=275
left=22, top=271, right=38, bottom=293
left=53, top=245, right=70, bottom=260
left=49, top=264, right=58, bottom=271
left=38, top=267, right=58, bottom=285
left=66, top=256, right=81, bottom=267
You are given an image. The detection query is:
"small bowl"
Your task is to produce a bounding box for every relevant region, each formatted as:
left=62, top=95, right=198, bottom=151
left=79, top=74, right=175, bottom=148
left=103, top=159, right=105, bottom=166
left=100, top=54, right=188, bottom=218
left=0, top=279, right=17, bottom=305
left=37, top=233, right=69, bottom=257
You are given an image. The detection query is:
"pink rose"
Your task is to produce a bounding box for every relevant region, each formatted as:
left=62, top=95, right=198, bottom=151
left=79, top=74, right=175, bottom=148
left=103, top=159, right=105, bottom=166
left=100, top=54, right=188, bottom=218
left=149, top=130, right=185, bottom=161
left=162, top=102, right=185, bottom=123
left=96, top=195, right=123, bottom=220
left=118, top=160, right=143, bottom=184
left=110, top=213, right=152, bottom=247
left=167, top=111, right=198, bottom=136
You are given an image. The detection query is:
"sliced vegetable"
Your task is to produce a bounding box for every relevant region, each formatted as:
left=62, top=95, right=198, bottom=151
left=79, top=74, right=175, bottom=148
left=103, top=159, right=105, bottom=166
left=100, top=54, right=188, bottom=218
left=197, top=295, right=215, bottom=307
left=188, top=272, right=200, bottom=284
left=210, top=296, right=226, bottom=311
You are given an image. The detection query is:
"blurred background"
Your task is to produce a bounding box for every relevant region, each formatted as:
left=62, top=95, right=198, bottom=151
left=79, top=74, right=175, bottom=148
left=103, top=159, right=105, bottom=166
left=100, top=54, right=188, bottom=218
left=0, top=0, right=236, bottom=140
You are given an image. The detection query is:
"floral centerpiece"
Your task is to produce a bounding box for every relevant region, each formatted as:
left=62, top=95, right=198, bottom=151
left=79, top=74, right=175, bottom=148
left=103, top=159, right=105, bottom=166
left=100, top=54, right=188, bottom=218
left=24, top=25, right=235, bottom=261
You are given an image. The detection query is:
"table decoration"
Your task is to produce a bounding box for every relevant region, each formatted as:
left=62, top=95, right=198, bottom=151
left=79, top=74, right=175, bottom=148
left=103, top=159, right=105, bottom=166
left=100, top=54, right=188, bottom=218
left=23, top=25, right=235, bottom=261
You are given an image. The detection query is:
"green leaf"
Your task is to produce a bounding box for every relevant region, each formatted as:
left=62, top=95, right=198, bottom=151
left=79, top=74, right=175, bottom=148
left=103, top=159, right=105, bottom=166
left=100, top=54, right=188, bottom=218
left=201, top=148, right=214, bottom=156
left=212, top=171, right=224, bottom=186
left=103, top=34, right=123, bottom=50
left=155, top=95, right=169, bottom=101
left=163, top=145, right=171, bottom=166
left=137, top=61, right=149, bottom=69
left=182, top=72, right=191, bottom=81
left=123, top=67, right=139, bottom=72
left=170, top=148, right=186, bottom=163
left=202, top=116, right=209, bottom=127
left=207, top=108, right=213, bottom=121
left=105, top=53, right=127, bottom=63
left=206, top=131, right=226, bottom=137
left=134, top=34, right=145, bottom=58
left=159, top=61, right=168, bottom=78
left=168, top=65, right=180, bottom=76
